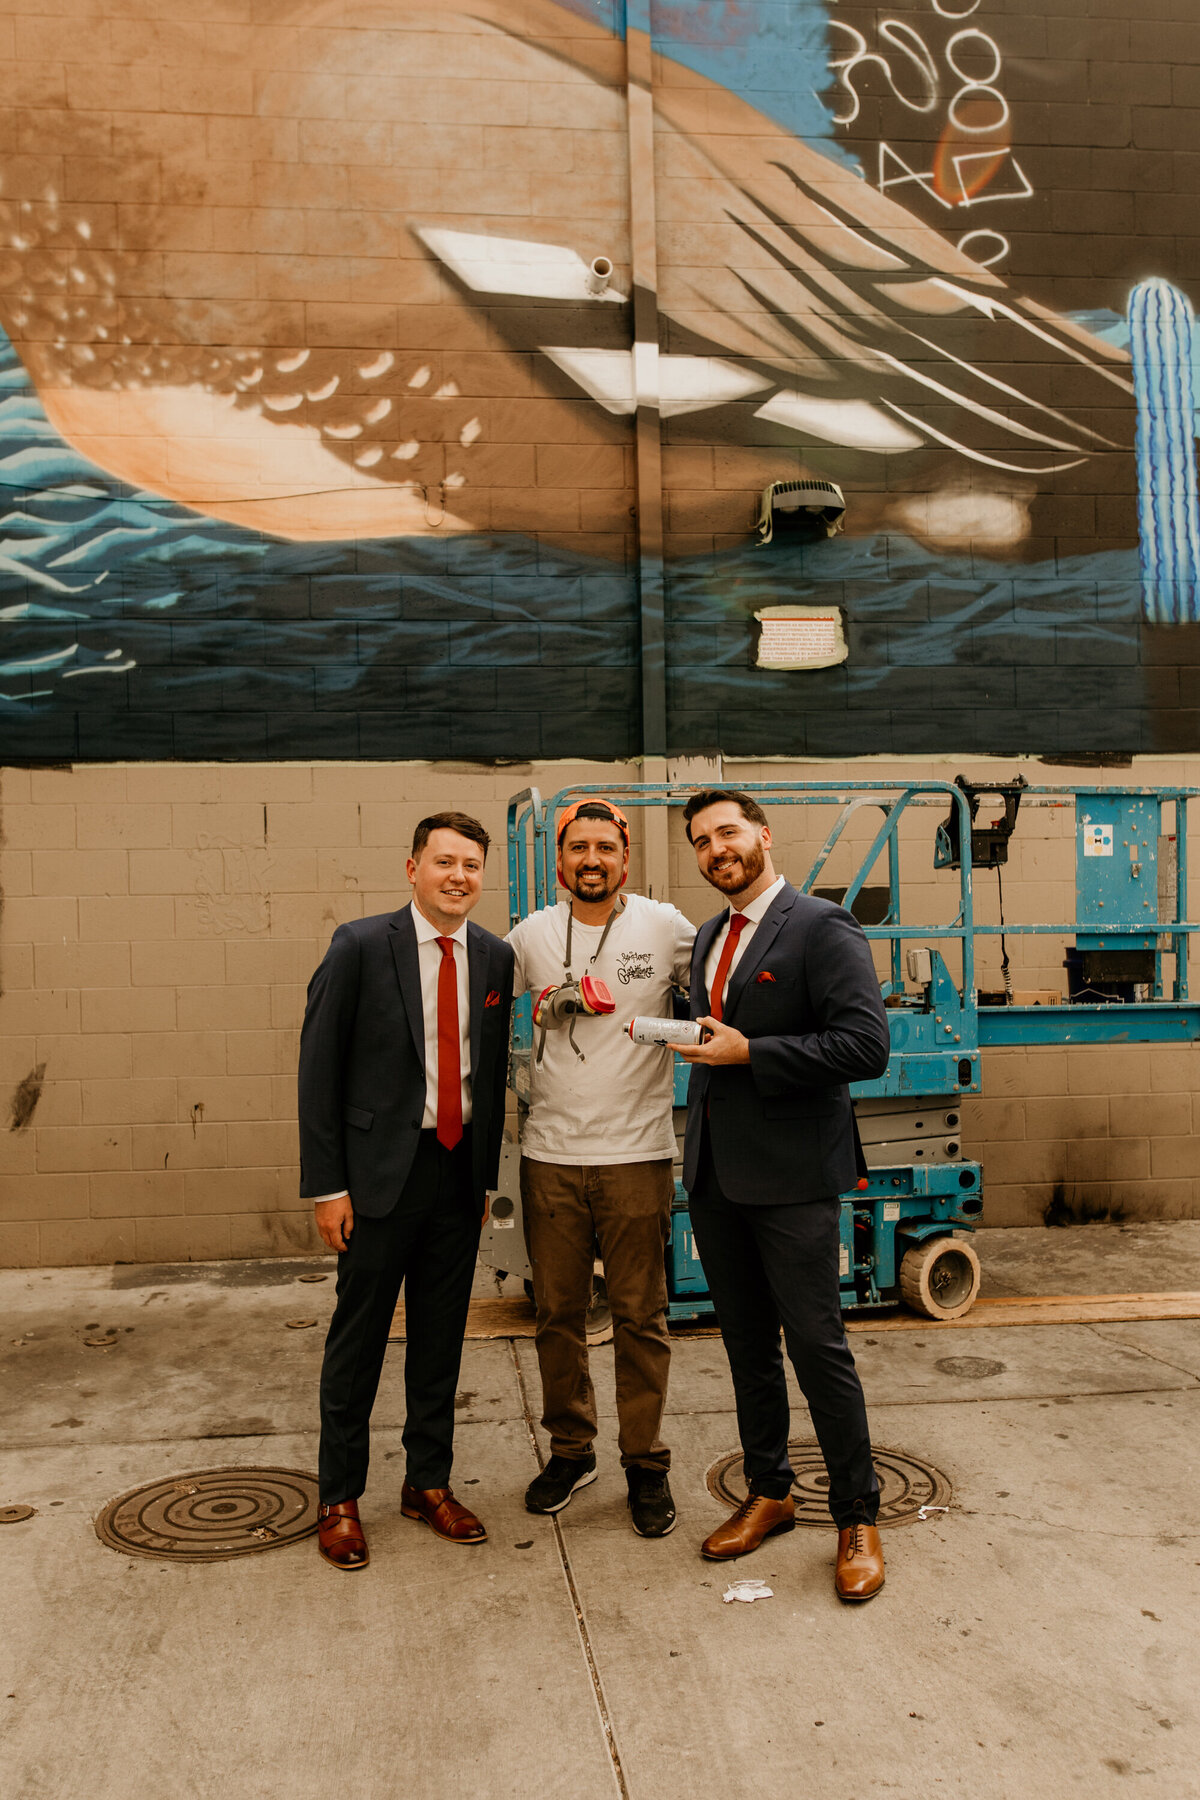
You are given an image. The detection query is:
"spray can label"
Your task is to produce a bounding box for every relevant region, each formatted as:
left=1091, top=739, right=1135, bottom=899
left=627, top=1016, right=704, bottom=1047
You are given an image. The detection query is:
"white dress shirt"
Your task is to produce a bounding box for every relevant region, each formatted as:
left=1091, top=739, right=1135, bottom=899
left=312, top=901, right=473, bottom=1202
left=410, top=900, right=473, bottom=1131
left=703, top=874, right=787, bottom=1006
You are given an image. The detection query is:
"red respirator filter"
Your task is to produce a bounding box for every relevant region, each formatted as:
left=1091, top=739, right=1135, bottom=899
left=578, top=975, right=615, bottom=1015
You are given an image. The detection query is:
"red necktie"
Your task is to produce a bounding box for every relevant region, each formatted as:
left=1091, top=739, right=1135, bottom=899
left=435, top=936, right=463, bottom=1150
left=709, top=912, right=749, bottom=1023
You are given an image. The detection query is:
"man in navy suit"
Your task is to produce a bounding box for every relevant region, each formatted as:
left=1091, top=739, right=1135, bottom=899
left=678, top=790, right=891, bottom=1601
left=298, top=812, right=514, bottom=1569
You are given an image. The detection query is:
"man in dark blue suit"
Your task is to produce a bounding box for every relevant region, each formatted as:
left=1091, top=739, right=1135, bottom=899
left=678, top=790, right=891, bottom=1601
left=298, top=812, right=514, bottom=1569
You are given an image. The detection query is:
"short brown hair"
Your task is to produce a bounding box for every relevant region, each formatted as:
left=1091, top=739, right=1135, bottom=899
left=682, top=788, right=768, bottom=843
left=412, top=811, right=490, bottom=860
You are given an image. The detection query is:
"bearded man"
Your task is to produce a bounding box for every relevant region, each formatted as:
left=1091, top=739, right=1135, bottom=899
left=677, top=790, right=892, bottom=1601
left=507, top=798, right=695, bottom=1537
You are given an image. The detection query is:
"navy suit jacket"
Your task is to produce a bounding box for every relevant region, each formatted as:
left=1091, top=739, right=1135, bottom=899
left=683, top=882, right=891, bottom=1205
left=297, top=907, right=514, bottom=1216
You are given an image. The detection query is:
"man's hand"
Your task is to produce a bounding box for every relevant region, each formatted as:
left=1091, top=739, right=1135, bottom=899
left=677, top=1017, right=751, bottom=1065
left=315, top=1193, right=355, bottom=1253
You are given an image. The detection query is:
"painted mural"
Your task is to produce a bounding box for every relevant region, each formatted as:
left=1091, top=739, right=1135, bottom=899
left=0, top=0, right=1196, bottom=759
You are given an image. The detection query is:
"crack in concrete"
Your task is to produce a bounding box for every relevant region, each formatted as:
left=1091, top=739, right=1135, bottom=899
left=953, top=1508, right=1200, bottom=1541
left=1081, top=1320, right=1200, bottom=1384
left=507, top=1338, right=628, bottom=1800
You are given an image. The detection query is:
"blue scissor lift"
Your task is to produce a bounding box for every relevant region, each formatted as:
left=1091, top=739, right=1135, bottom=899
left=494, top=780, right=1200, bottom=1323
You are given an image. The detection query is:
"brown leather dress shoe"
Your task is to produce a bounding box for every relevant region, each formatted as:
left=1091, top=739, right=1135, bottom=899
left=400, top=1483, right=487, bottom=1544
left=700, top=1493, right=795, bottom=1561
left=317, top=1500, right=369, bottom=1571
left=835, top=1522, right=885, bottom=1601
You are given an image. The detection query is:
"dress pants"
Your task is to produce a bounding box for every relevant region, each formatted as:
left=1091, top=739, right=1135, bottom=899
left=688, top=1137, right=879, bottom=1528
left=521, top=1157, right=673, bottom=1471
left=318, top=1129, right=478, bottom=1504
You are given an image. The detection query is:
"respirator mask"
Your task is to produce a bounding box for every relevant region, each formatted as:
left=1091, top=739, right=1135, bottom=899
left=533, top=974, right=616, bottom=1064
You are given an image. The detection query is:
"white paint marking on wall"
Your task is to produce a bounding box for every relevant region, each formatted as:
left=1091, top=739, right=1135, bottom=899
left=359, top=352, right=394, bottom=379
left=416, top=227, right=626, bottom=303
left=756, top=390, right=925, bottom=451
left=542, top=348, right=768, bottom=417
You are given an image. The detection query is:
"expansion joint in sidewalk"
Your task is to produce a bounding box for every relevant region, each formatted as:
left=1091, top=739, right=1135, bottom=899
left=507, top=1340, right=630, bottom=1800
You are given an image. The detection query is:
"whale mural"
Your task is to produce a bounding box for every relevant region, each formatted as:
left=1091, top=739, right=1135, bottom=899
left=0, top=0, right=1196, bottom=758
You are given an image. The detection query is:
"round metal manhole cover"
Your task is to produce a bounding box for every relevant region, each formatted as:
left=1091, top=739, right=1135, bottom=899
left=0, top=1504, right=36, bottom=1524
left=94, top=1467, right=319, bottom=1562
left=706, top=1442, right=952, bottom=1528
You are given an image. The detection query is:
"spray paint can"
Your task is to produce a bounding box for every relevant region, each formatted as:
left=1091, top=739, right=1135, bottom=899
left=627, top=1016, right=705, bottom=1048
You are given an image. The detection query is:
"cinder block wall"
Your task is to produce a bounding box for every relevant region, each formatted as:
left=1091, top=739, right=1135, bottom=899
left=3, top=755, right=1199, bottom=1266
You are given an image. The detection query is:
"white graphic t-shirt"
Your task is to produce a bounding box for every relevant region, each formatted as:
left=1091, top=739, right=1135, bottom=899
left=507, top=893, right=696, bottom=1165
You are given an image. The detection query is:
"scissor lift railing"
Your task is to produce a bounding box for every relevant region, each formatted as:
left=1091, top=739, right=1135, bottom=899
left=495, top=781, right=1200, bottom=1320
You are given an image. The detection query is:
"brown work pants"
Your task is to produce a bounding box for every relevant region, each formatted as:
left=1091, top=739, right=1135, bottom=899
left=520, top=1157, right=673, bottom=1471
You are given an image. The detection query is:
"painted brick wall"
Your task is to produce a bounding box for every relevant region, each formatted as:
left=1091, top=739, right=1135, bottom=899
left=0, top=0, right=1199, bottom=758
left=4, top=754, right=1200, bottom=1266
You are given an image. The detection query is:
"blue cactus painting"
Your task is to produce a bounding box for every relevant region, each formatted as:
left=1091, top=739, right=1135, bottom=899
left=1129, top=280, right=1200, bottom=627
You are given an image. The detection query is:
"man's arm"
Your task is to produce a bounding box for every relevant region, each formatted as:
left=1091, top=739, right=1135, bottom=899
left=484, top=947, right=516, bottom=1190
left=749, top=908, right=890, bottom=1094
left=670, top=906, right=697, bottom=989
left=680, top=909, right=890, bottom=1092
left=505, top=920, right=534, bottom=1001
left=298, top=925, right=361, bottom=1201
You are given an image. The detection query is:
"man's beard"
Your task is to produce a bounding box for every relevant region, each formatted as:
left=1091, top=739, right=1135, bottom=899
left=706, top=840, right=766, bottom=895
left=567, top=867, right=623, bottom=903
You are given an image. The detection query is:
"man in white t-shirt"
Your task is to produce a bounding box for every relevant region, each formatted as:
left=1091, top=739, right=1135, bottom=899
left=508, top=798, right=696, bottom=1538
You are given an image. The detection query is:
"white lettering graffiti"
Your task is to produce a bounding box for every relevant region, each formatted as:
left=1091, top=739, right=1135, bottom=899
left=829, top=4, right=1034, bottom=273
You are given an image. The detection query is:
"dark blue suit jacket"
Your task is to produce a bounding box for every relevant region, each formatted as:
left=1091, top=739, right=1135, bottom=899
left=683, top=882, right=890, bottom=1205
left=297, top=907, right=514, bottom=1216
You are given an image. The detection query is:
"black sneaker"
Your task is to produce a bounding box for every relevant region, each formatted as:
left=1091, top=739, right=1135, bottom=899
left=626, top=1467, right=676, bottom=1538
left=525, top=1453, right=598, bottom=1514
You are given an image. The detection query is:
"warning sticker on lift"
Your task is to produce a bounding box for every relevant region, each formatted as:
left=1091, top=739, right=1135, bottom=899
left=839, top=1244, right=850, bottom=1278
left=883, top=1201, right=901, bottom=1222
left=1083, top=822, right=1113, bottom=857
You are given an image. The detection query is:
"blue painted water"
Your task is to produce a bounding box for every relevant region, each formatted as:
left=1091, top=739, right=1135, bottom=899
left=0, top=321, right=1154, bottom=760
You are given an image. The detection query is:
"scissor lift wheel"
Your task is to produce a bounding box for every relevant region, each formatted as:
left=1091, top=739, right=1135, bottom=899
left=899, top=1236, right=981, bottom=1321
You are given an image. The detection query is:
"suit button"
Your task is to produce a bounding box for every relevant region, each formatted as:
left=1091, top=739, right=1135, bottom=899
left=411, top=1119, right=421, bottom=1129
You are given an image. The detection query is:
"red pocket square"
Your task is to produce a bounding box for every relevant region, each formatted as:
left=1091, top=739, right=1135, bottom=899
left=756, top=971, right=776, bottom=984
left=484, top=989, right=501, bottom=1007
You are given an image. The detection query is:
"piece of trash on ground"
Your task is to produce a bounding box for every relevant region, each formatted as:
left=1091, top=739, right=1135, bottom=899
left=918, top=1505, right=949, bottom=1520
left=723, top=1578, right=774, bottom=1604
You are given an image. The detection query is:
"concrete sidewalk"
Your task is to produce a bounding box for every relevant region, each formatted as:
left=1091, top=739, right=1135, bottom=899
left=2, top=1223, right=1199, bottom=1800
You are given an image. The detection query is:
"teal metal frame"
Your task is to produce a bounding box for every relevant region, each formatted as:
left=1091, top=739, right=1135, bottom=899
left=507, top=780, right=1200, bottom=1317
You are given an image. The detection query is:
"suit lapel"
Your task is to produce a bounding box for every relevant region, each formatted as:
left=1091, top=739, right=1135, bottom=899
left=388, top=905, right=426, bottom=1069
left=692, top=911, right=727, bottom=1015
left=723, top=883, right=796, bottom=1021
left=467, top=923, right=489, bottom=1080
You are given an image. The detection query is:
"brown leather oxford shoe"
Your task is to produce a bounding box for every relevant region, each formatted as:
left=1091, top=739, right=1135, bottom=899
left=835, top=1522, right=885, bottom=1601
left=700, top=1493, right=795, bottom=1561
left=400, top=1483, right=487, bottom=1544
left=317, top=1500, right=369, bottom=1571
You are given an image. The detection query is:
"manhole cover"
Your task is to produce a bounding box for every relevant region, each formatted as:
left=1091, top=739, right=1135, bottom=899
left=935, top=1356, right=1006, bottom=1379
left=0, top=1504, right=36, bottom=1523
left=706, top=1442, right=953, bottom=1528
left=94, top=1467, right=319, bottom=1562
